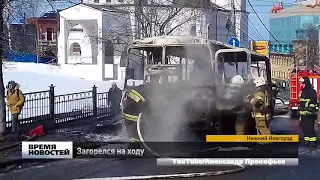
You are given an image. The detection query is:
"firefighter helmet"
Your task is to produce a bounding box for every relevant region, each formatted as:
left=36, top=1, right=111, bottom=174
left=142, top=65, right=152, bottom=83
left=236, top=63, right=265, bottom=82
left=230, top=75, right=244, bottom=84
left=253, top=77, right=266, bottom=87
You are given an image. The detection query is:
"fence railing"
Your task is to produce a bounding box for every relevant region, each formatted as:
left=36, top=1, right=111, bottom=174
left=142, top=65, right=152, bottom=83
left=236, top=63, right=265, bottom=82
left=5, top=85, right=110, bottom=128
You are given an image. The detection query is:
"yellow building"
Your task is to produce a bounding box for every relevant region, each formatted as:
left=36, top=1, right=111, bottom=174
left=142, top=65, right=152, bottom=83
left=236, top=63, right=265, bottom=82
left=270, top=53, right=294, bottom=81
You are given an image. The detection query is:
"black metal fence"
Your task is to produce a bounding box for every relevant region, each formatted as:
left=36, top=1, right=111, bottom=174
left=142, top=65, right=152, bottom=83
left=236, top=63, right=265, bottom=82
left=5, top=85, right=111, bottom=129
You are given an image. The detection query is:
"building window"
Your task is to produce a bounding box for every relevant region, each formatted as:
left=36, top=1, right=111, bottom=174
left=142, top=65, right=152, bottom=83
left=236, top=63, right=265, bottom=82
left=105, top=40, right=114, bottom=64
left=94, top=0, right=99, bottom=3
left=70, top=42, right=81, bottom=56
left=284, top=45, right=288, bottom=53
left=47, top=28, right=53, bottom=41
left=190, top=25, right=196, bottom=36
left=118, top=0, right=123, bottom=2
left=106, top=0, right=111, bottom=2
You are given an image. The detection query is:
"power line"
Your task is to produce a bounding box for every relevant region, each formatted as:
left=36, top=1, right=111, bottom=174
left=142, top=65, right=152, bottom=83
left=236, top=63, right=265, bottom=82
left=247, top=0, right=291, bottom=52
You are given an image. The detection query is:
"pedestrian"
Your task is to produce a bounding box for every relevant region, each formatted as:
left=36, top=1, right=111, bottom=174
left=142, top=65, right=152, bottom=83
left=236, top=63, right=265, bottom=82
left=248, top=77, right=272, bottom=137
left=108, top=82, right=122, bottom=120
left=299, top=77, right=318, bottom=147
left=6, top=81, right=25, bottom=136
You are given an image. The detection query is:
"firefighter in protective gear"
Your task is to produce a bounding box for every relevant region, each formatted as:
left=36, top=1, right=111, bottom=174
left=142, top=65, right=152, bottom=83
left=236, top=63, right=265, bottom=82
left=122, top=84, right=147, bottom=144
left=230, top=75, right=248, bottom=135
left=299, top=77, right=318, bottom=147
left=249, top=77, right=272, bottom=136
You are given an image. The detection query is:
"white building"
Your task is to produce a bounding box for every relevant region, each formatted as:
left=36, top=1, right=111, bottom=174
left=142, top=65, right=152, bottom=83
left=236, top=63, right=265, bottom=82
left=57, top=0, right=249, bottom=81
left=58, top=3, right=131, bottom=81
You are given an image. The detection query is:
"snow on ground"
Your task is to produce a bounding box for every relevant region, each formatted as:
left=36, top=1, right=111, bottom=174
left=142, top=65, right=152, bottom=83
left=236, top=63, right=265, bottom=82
left=3, top=62, right=125, bottom=121
left=3, top=62, right=124, bottom=94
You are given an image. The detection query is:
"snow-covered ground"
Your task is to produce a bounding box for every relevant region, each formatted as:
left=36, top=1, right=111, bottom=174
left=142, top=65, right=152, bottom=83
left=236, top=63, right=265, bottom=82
left=3, top=62, right=124, bottom=121
left=3, top=62, right=124, bottom=94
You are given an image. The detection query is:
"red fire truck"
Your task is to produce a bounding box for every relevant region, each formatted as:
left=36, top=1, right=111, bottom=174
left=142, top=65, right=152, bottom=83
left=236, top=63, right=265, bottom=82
left=289, top=66, right=320, bottom=117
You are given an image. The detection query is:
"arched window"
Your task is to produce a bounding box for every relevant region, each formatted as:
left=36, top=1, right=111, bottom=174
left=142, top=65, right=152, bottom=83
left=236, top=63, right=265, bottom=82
left=190, top=25, right=196, bottom=36
left=70, top=42, right=81, bottom=56
left=105, top=40, right=114, bottom=64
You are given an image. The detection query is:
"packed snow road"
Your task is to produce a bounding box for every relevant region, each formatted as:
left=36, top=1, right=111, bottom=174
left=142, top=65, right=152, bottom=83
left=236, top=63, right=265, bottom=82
left=1, top=115, right=320, bottom=180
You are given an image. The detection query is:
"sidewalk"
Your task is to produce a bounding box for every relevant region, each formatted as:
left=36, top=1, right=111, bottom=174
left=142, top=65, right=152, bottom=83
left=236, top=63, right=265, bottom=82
left=0, top=121, right=123, bottom=170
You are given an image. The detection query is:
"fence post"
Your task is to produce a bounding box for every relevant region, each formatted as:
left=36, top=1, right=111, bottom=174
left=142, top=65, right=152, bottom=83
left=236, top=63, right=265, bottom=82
left=49, top=84, right=55, bottom=124
left=92, top=85, right=97, bottom=119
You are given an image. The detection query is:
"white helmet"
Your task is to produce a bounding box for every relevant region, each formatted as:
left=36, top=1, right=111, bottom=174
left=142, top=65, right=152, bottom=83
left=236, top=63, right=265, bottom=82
left=253, top=77, right=266, bottom=87
left=230, top=75, right=244, bottom=84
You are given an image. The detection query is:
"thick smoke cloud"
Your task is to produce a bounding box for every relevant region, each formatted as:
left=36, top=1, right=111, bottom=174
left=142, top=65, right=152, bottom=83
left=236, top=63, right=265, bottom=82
left=142, top=44, right=215, bottom=143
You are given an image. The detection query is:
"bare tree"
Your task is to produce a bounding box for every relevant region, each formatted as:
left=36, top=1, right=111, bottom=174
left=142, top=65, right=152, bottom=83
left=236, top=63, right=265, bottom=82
left=0, top=0, right=7, bottom=138
left=0, top=0, right=64, bottom=138
left=102, top=0, right=212, bottom=78
left=295, top=24, right=319, bottom=68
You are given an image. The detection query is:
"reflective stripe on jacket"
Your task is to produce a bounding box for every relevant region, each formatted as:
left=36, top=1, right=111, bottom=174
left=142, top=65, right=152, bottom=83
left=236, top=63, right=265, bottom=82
left=127, top=89, right=145, bottom=103
left=299, top=98, right=317, bottom=116
left=122, top=113, right=138, bottom=121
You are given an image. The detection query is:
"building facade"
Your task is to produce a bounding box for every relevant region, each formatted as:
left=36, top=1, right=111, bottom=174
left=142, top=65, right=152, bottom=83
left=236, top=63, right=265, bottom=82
left=270, top=53, right=294, bottom=80
left=5, top=24, right=37, bottom=54
left=82, top=0, right=249, bottom=47
left=58, top=3, right=131, bottom=81
left=270, top=0, right=320, bottom=54
left=26, top=11, right=58, bottom=61
left=57, top=0, right=249, bottom=82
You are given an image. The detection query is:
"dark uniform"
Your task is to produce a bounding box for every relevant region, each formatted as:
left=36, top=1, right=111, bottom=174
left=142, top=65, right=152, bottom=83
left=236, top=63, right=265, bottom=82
left=249, top=83, right=272, bottom=136
left=108, top=84, right=122, bottom=119
left=122, top=85, right=147, bottom=143
left=299, top=77, right=317, bottom=147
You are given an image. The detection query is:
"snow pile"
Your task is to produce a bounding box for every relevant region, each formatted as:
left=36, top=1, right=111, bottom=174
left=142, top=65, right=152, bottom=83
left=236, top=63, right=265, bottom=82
left=3, top=62, right=124, bottom=95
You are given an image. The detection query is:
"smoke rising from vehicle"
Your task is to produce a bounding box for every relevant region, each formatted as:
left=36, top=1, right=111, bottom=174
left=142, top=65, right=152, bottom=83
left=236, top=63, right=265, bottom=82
left=142, top=44, right=216, bottom=143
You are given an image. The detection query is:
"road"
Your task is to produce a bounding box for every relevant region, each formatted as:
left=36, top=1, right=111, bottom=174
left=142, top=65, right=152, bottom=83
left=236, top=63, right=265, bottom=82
left=1, top=115, right=320, bottom=180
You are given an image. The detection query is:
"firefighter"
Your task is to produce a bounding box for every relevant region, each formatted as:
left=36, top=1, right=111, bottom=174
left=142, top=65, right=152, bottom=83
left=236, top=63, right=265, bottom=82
left=230, top=75, right=247, bottom=135
left=249, top=77, right=272, bottom=136
left=122, top=84, right=147, bottom=145
left=299, top=77, right=318, bottom=147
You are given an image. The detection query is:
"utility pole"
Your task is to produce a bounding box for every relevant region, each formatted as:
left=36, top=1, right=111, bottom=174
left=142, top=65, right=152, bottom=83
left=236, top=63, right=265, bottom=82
left=230, top=0, right=237, bottom=37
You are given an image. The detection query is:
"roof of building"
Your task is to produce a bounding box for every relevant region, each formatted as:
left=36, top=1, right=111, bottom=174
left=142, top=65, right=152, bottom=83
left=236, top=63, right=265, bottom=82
left=270, top=0, right=320, bottom=19
left=82, top=3, right=129, bottom=13
left=58, top=3, right=130, bottom=14
left=41, top=11, right=58, bottom=18
left=59, top=2, right=232, bottom=15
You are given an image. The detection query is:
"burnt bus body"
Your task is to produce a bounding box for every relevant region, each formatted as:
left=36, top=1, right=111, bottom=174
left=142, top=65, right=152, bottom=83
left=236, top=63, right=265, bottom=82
left=122, top=36, right=272, bottom=141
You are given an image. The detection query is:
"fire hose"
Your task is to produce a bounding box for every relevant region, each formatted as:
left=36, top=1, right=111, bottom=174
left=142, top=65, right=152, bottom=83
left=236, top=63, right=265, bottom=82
left=135, top=113, right=247, bottom=179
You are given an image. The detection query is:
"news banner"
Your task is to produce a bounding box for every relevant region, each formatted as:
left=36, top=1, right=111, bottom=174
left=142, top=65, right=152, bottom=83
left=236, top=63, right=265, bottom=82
left=21, top=135, right=299, bottom=166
